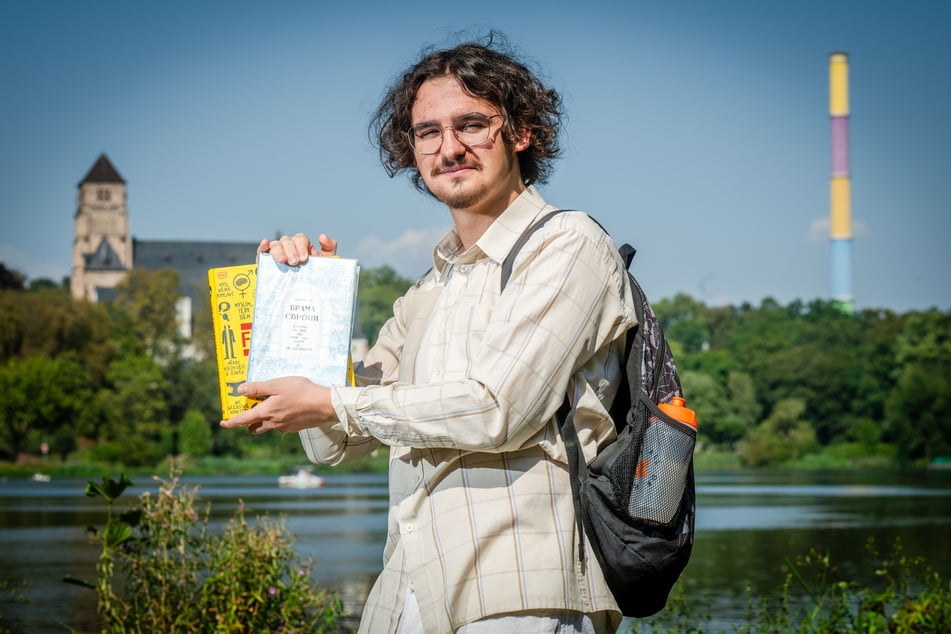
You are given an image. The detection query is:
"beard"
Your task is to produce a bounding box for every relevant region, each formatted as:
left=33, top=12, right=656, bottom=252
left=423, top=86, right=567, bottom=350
left=425, top=157, right=484, bottom=210
left=424, top=152, right=515, bottom=211
left=433, top=179, right=487, bottom=210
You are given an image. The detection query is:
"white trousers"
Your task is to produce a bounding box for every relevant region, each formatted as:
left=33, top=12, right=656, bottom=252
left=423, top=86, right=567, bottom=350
left=396, top=583, right=613, bottom=634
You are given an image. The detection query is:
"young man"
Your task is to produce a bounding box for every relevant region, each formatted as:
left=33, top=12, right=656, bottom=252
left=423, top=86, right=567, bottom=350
left=222, top=38, right=636, bottom=634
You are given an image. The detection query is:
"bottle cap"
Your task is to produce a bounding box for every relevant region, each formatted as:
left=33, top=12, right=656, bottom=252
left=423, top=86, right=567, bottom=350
left=658, top=396, right=698, bottom=428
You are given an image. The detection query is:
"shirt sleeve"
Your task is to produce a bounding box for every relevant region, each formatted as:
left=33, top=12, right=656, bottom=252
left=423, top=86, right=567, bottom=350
left=330, top=219, right=636, bottom=453
left=299, top=291, right=413, bottom=464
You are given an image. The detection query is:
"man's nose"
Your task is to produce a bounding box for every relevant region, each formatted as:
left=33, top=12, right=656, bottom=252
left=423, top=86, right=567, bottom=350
left=439, top=127, right=467, bottom=156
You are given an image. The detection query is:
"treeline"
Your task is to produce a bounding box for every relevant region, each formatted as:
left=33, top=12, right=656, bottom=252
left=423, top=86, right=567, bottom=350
left=0, top=263, right=410, bottom=468
left=654, top=294, right=950, bottom=466
left=0, top=262, right=948, bottom=468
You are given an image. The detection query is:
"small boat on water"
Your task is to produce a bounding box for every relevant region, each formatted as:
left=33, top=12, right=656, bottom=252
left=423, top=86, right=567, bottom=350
left=30, top=473, right=52, bottom=483
left=278, top=468, right=325, bottom=489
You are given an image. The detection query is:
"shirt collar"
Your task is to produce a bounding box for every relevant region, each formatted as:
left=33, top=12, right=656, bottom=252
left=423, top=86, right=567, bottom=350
left=430, top=186, right=553, bottom=281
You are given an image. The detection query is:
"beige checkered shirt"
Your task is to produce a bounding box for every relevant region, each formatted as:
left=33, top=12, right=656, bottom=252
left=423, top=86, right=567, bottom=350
left=302, top=186, right=636, bottom=633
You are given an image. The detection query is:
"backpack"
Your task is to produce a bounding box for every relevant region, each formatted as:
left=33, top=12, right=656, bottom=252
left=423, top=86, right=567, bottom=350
left=500, top=209, right=696, bottom=618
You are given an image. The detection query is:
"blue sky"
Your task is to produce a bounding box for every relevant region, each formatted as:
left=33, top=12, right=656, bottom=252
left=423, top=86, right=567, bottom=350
left=2, top=0, right=949, bottom=312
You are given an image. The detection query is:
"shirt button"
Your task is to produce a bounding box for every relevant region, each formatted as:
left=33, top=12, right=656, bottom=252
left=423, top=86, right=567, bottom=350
left=405, top=523, right=415, bottom=533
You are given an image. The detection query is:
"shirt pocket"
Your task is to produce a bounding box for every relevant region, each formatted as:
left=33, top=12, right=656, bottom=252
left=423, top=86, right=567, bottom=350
left=422, top=303, right=494, bottom=382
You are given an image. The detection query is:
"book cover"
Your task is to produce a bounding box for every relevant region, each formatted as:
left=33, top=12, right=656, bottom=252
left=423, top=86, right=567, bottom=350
left=207, top=263, right=259, bottom=419
left=246, top=253, right=359, bottom=391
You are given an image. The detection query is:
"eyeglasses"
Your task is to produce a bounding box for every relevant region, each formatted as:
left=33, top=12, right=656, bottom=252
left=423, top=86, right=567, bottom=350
left=407, top=113, right=504, bottom=155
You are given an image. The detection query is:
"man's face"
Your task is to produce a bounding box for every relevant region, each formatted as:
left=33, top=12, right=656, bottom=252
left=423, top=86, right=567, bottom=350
left=410, top=75, right=529, bottom=217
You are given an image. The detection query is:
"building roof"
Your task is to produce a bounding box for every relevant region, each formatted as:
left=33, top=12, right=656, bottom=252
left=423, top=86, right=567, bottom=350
left=84, top=238, right=126, bottom=271
left=133, top=239, right=259, bottom=308
left=79, top=153, right=125, bottom=186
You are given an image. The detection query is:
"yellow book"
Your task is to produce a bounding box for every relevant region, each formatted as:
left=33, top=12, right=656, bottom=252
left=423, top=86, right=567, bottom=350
left=207, top=263, right=259, bottom=419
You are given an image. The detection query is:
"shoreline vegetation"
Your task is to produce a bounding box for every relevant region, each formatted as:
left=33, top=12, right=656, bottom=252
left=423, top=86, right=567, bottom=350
left=2, top=447, right=950, bottom=480
left=3, top=266, right=949, bottom=477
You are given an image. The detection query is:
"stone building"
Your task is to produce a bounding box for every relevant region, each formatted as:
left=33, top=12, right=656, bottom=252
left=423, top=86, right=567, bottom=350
left=70, top=154, right=258, bottom=338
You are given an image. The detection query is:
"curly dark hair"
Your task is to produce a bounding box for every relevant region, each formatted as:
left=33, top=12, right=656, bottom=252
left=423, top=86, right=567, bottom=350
left=369, top=34, right=564, bottom=193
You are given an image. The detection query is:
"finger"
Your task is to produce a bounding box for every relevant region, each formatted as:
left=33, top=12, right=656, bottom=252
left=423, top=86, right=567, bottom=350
left=237, top=381, right=272, bottom=400
left=290, top=233, right=315, bottom=263
left=256, top=238, right=271, bottom=253
left=266, top=237, right=291, bottom=264
left=279, top=235, right=302, bottom=265
left=317, top=234, right=338, bottom=257
left=220, top=407, right=259, bottom=428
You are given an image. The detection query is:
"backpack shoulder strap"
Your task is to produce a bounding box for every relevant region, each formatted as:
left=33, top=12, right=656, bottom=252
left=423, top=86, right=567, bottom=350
left=499, top=207, right=639, bottom=569
left=501, top=210, right=635, bottom=291
left=500, top=209, right=567, bottom=291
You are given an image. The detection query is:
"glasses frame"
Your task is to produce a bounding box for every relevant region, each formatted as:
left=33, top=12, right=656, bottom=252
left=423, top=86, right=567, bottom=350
left=407, top=113, right=505, bottom=155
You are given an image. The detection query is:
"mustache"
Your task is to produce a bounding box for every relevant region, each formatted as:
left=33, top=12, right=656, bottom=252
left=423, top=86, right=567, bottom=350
left=432, top=156, right=480, bottom=176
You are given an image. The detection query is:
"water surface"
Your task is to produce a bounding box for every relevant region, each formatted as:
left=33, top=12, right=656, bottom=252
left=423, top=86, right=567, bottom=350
left=2, top=469, right=948, bottom=632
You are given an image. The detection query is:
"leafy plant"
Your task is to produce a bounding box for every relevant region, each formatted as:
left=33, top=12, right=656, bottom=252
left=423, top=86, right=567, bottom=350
left=628, top=538, right=950, bottom=633
left=67, top=467, right=344, bottom=632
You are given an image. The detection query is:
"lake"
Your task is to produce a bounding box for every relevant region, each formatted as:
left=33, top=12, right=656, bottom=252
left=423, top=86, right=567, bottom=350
left=1, top=468, right=949, bottom=633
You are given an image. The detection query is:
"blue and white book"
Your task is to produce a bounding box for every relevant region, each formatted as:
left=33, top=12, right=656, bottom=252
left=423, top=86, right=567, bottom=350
left=246, top=253, right=359, bottom=390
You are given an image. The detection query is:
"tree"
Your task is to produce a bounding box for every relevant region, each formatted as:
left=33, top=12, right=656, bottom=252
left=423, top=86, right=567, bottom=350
left=94, top=354, right=172, bottom=465
left=739, top=398, right=817, bottom=467
left=28, top=277, right=64, bottom=291
left=357, top=265, right=413, bottom=345
left=681, top=371, right=728, bottom=448
left=0, top=263, right=25, bottom=290
left=0, top=354, right=94, bottom=461
left=883, top=310, right=951, bottom=462
left=179, top=409, right=213, bottom=458
left=654, top=293, right=711, bottom=355
left=110, top=268, right=185, bottom=359
left=0, top=287, right=115, bottom=382
left=681, top=369, right=759, bottom=450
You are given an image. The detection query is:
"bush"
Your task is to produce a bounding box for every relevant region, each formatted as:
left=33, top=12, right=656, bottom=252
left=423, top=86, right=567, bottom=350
left=179, top=409, right=212, bottom=458
left=70, top=467, right=345, bottom=633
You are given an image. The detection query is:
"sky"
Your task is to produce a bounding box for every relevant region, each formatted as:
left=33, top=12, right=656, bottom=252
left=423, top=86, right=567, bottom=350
left=2, top=0, right=949, bottom=313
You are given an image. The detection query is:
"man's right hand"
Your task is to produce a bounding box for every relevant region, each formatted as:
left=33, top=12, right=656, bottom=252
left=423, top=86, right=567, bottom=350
left=258, top=233, right=338, bottom=265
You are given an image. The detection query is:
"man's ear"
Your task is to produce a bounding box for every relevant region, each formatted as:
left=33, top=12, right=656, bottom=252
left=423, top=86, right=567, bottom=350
left=514, top=128, right=531, bottom=152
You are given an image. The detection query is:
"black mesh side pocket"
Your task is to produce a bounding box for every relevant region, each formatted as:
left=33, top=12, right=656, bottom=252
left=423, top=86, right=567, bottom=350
left=626, top=400, right=696, bottom=526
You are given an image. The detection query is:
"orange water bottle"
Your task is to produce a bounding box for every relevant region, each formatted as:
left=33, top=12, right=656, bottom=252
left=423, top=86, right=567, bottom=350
left=628, top=396, right=698, bottom=525
left=658, top=397, right=698, bottom=430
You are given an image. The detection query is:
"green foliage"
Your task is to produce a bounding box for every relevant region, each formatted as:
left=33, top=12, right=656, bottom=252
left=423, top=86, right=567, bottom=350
left=0, top=263, right=26, bottom=291
left=681, top=370, right=759, bottom=449
left=357, top=265, right=413, bottom=345
left=884, top=310, right=951, bottom=463
left=94, top=353, right=172, bottom=463
left=73, top=469, right=345, bottom=633
left=179, top=409, right=213, bottom=457
left=0, top=354, right=95, bottom=460
left=630, top=539, right=951, bottom=633
left=738, top=398, right=817, bottom=467
left=0, top=286, right=114, bottom=381
left=109, top=267, right=186, bottom=359
left=164, top=358, right=220, bottom=426
left=654, top=293, right=715, bottom=356
left=1, top=259, right=947, bottom=469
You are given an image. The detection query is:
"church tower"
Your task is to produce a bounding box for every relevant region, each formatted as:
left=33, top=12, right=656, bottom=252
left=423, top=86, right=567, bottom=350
left=71, top=154, right=133, bottom=300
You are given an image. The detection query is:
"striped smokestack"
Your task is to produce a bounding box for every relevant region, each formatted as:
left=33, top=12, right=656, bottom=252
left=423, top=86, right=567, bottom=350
left=829, top=52, right=854, bottom=312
